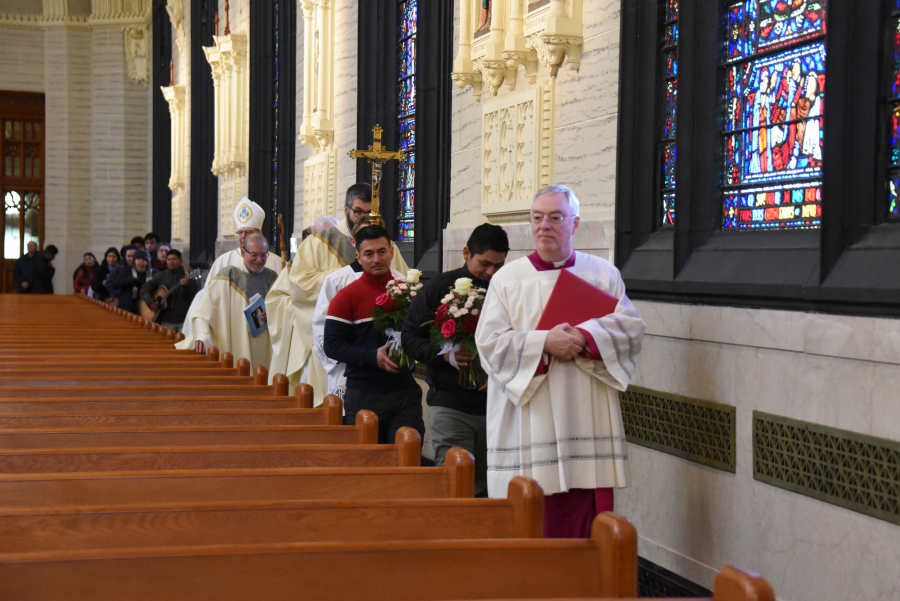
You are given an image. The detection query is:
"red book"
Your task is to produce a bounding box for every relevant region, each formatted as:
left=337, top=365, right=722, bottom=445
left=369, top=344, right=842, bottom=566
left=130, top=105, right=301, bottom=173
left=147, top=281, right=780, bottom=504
left=536, top=268, right=619, bottom=330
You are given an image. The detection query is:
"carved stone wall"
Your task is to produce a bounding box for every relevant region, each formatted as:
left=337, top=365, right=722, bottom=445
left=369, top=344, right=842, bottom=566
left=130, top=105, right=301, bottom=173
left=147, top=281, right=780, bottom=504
left=302, top=147, right=338, bottom=227
left=161, top=84, right=186, bottom=240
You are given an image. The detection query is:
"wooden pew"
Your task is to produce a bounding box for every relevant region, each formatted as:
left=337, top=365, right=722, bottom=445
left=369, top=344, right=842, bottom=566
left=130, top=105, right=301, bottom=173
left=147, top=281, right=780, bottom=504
left=0, top=447, right=477, bottom=509
left=0, top=513, right=639, bottom=601
left=0, top=396, right=303, bottom=413
left=0, top=426, right=423, bottom=474
left=0, top=475, right=542, bottom=553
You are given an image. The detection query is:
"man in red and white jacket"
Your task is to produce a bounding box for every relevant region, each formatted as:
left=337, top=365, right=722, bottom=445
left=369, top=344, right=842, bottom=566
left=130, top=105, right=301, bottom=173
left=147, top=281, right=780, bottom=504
left=323, top=225, right=424, bottom=444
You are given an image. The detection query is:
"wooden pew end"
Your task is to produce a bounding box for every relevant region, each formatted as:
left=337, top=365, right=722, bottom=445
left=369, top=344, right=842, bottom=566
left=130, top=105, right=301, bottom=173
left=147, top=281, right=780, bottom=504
left=395, top=427, right=421, bottom=467
left=322, top=394, right=342, bottom=423
left=713, top=566, right=775, bottom=601
left=175, top=332, right=185, bottom=342
left=297, top=384, right=315, bottom=409
left=255, top=365, right=269, bottom=387
left=236, top=358, right=251, bottom=377
left=273, top=374, right=289, bottom=396
left=356, top=410, right=378, bottom=444
left=166, top=329, right=177, bottom=341
left=444, top=446, right=475, bottom=498
left=220, top=352, right=234, bottom=369
left=592, top=512, right=638, bottom=598
left=207, top=346, right=220, bottom=362
left=507, top=476, right=544, bottom=538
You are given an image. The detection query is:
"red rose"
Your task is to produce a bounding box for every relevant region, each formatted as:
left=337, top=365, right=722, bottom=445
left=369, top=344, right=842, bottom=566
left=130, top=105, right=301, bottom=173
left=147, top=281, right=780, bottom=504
left=441, top=319, right=457, bottom=339
left=462, top=315, right=479, bottom=334
left=435, top=304, right=449, bottom=326
left=375, top=293, right=390, bottom=306
left=382, top=297, right=397, bottom=313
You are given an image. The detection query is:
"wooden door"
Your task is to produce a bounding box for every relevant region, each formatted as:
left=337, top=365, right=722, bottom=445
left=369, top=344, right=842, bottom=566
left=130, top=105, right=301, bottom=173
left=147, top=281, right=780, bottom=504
left=0, top=92, right=45, bottom=293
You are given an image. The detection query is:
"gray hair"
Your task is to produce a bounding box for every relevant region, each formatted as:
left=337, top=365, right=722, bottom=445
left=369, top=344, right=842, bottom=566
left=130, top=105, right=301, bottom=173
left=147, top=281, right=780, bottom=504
left=312, top=215, right=339, bottom=233
left=241, top=232, right=269, bottom=251
left=533, top=184, right=581, bottom=217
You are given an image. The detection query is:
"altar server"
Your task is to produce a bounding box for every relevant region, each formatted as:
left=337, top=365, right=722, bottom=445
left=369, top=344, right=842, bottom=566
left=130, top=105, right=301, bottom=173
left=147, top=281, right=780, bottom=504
left=475, top=184, right=646, bottom=538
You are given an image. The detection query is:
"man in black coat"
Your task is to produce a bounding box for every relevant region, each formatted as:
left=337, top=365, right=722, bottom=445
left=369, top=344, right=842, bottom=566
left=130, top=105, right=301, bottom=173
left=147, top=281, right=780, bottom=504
left=139, top=249, right=198, bottom=332
left=402, top=224, right=509, bottom=497
left=108, top=248, right=154, bottom=314
left=30, top=244, right=58, bottom=294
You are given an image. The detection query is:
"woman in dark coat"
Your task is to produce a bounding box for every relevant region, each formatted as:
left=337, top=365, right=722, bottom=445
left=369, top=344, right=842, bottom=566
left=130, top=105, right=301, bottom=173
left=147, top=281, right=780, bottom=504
left=90, top=247, right=120, bottom=302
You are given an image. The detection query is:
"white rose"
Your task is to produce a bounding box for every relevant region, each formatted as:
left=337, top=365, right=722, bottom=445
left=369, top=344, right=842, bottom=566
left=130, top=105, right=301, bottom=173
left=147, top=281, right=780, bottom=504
left=410, top=291, right=417, bottom=297
left=406, top=269, right=422, bottom=285
left=454, top=277, right=473, bottom=294
left=458, top=308, right=469, bottom=316
left=399, top=283, right=408, bottom=290
left=464, top=298, right=474, bottom=309
left=471, top=309, right=479, bottom=316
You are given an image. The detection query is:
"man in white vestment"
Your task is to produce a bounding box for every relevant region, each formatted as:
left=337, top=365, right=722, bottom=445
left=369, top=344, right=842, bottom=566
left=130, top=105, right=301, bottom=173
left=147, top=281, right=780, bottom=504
left=266, top=183, right=408, bottom=401
left=475, top=184, right=645, bottom=538
left=312, top=252, right=405, bottom=400
left=178, top=197, right=283, bottom=346
left=186, top=234, right=278, bottom=370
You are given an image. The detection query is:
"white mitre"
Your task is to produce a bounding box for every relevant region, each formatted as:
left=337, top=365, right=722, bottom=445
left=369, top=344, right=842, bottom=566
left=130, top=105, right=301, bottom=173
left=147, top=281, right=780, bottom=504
left=234, top=197, right=265, bottom=231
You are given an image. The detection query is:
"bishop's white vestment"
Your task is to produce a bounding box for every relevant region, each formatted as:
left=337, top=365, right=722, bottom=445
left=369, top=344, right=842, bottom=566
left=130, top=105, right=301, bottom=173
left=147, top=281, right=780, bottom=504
left=185, top=266, right=278, bottom=371
left=178, top=249, right=283, bottom=345
left=475, top=251, right=645, bottom=498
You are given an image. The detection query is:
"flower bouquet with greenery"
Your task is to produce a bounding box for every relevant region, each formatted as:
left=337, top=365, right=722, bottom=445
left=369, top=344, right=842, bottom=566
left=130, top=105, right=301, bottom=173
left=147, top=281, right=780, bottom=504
left=428, top=277, right=488, bottom=390
left=371, top=269, right=424, bottom=369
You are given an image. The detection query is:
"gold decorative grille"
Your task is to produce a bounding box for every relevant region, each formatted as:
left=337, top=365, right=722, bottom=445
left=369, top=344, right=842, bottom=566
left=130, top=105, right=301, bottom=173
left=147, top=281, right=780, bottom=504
left=754, top=412, right=900, bottom=525
left=620, top=386, right=736, bottom=472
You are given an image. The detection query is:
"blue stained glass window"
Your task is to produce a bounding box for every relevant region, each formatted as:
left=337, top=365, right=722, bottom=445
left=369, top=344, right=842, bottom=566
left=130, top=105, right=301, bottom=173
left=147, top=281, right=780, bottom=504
left=658, top=0, right=678, bottom=226
left=887, top=6, right=900, bottom=219
left=722, top=1, right=826, bottom=230
left=396, top=0, right=417, bottom=241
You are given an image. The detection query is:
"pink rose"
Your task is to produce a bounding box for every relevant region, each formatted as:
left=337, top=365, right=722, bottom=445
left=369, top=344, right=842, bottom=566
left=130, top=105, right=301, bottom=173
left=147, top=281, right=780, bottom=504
left=441, top=319, right=457, bottom=339
left=375, top=293, right=390, bottom=307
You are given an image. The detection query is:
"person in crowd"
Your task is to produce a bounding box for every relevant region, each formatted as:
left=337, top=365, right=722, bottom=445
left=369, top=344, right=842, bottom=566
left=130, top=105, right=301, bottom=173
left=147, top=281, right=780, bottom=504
left=266, top=184, right=407, bottom=401
left=143, top=233, right=159, bottom=258
left=30, top=244, right=58, bottom=294
left=402, top=223, right=510, bottom=497
left=130, top=236, right=146, bottom=250
left=178, top=198, right=283, bottom=349
left=107, top=248, right=154, bottom=314
left=120, top=244, right=136, bottom=268
left=475, top=184, right=646, bottom=538
left=73, top=253, right=98, bottom=295
left=153, top=242, right=170, bottom=272
left=186, top=234, right=278, bottom=370
left=301, top=227, right=312, bottom=241
left=13, top=240, right=38, bottom=293
left=140, top=249, right=198, bottom=333
left=323, top=225, right=424, bottom=444
left=91, top=247, right=121, bottom=302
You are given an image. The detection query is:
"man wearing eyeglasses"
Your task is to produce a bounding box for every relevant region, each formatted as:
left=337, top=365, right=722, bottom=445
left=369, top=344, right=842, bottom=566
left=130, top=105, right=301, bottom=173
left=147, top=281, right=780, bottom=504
left=186, top=233, right=279, bottom=371
left=475, top=184, right=646, bottom=538
left=178, top=197, right=284, bottom=350
left=266, top=183, right=409, bottom=401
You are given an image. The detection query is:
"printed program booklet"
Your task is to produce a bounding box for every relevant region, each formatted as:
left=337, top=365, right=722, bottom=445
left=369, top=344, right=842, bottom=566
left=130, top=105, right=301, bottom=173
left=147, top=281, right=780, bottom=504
left=244, top=293, right=268, bottom=337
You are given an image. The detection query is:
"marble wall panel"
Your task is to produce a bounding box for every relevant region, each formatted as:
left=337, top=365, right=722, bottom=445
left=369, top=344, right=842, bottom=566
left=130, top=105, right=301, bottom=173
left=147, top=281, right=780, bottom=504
left=0, top=28, right=44, bottom=91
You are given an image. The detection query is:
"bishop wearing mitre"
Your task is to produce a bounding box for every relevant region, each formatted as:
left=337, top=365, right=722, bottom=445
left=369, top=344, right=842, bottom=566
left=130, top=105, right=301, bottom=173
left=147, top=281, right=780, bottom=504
left=475, top=184, right=646, bottom=538
left=178, top=197, right=283, bottom=346
left=185, top=233, right=278, bottom=370
left=266, top=183, right=408, bottom=400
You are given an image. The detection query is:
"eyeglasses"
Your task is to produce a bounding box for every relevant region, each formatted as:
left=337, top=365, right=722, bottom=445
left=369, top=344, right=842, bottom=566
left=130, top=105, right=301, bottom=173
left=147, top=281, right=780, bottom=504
left=241, top=250, right=268, bottom=260
left=349, top=208, right=371, bottom=218
left=529, top=213, right=569, bottom=225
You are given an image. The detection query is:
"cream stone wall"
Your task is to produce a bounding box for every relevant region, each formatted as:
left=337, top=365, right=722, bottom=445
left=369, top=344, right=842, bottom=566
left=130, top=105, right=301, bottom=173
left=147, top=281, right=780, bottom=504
left=1, top=15, right=152, bottom=295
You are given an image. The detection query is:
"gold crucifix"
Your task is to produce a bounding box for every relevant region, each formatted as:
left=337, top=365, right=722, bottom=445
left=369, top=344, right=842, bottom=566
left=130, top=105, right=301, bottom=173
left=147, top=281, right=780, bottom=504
left=347, top=125, right=405, bottom=227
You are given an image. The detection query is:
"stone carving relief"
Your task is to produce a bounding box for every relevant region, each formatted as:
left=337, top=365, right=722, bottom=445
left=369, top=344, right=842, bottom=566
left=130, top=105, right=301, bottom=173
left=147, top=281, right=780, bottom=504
left=165, top=0, right=186, bottom=53
left=452, top=0, right=582, bottom=100
left=161, top=84, right=186, bottom=239
left=303, top=148, right=338, bottom=227
left=124, top=26, right=150, bottom=86
left=481, top=79, right=554, bottom=223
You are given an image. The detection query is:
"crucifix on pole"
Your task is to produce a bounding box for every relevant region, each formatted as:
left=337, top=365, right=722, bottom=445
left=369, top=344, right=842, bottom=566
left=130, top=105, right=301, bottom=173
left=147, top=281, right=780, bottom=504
left=348, top=125, right=405, bottom=227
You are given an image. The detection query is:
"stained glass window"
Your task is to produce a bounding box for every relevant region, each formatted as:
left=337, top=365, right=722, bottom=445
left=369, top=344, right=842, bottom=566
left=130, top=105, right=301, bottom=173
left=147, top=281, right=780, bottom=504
left=887, top=0, right=900, bottom=219
left=722, top=1, right=826, bottom=230
left=658, top=0, right=678, bottom=226
left=396, top=0, right=416, bottom=242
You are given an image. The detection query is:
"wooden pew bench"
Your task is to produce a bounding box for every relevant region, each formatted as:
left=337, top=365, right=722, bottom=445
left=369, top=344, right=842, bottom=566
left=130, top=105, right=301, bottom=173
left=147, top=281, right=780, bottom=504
left=0, top=475, right=542, bottom=553
left=0, top=513, right=638, bottom=601
left=0, top=396, right=303, bottom=413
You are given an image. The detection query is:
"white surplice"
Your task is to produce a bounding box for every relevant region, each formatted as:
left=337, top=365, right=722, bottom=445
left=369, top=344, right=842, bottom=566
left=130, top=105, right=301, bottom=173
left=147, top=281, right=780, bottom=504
left=475, top=252, right=645, bottom=498
left=311, top=265, right=405, bottom=400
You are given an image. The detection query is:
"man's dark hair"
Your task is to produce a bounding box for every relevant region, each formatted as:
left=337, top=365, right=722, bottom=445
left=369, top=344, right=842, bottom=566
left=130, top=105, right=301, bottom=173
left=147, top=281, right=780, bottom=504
left=466, top=223, right=510, bottom=256
left=301, top=227, right=311, bottom=240
left=144, top=232, right=159, bottom=243
left=166, top=248, right=182, bottom=260
left=130, top=236, right=145, bottom=246
left=44, top=244, right=59, bottom=256
left=354, top=224, right=391, bottom=248
left=345, top=183, right=372, bottom=208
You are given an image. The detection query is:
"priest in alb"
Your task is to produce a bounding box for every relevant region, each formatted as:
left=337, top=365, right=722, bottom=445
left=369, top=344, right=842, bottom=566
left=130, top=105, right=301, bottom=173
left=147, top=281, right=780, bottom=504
left=178, top=197, right=283, bottom=346
left=184, top=233, right=278, bottom=370
left=475, top=184, right=645, bottom=538
left=266, top=183, right=408, bottom=400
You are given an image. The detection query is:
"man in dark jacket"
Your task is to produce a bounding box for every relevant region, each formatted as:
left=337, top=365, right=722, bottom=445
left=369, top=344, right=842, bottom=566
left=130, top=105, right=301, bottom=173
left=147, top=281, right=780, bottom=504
left=139, top=249, right=198, bottom=332
left=13, top=240, right=38, bottom=293
left=30, top=244, right=58, bottom=294
left=402, top=223, right=509, bottom=496
left=108, top=248, right=154, bottom=314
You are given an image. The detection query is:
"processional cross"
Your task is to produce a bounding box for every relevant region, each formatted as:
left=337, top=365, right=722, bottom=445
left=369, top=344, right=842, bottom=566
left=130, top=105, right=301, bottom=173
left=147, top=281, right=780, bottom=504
left=348, top=125, right=405, bottom=227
